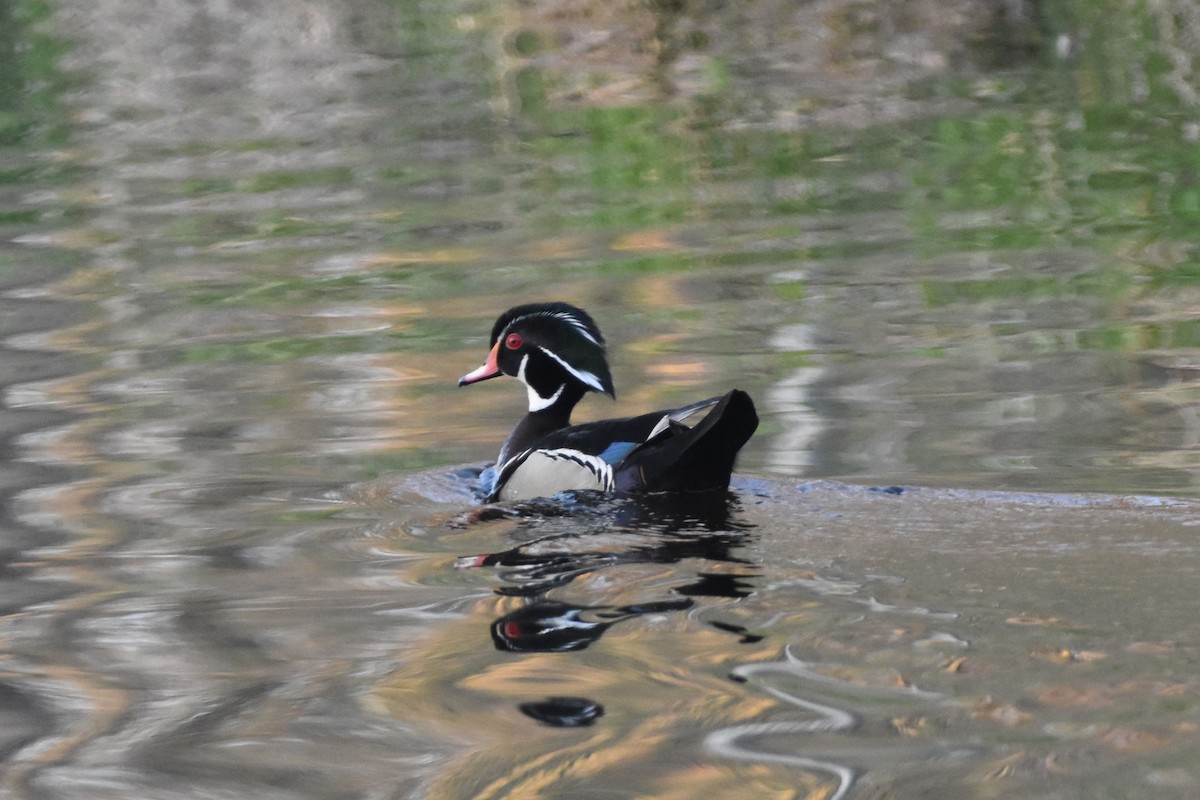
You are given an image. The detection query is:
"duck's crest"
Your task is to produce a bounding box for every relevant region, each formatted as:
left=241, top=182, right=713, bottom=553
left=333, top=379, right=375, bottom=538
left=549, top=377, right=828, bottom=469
left=490, top=302, right=606, bottom=349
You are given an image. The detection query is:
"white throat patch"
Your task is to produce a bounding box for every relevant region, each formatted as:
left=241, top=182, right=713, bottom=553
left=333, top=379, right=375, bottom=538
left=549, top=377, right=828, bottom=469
left=516, top=353, right=565, bottom=412
left=527, top=383, right=564, bottom=412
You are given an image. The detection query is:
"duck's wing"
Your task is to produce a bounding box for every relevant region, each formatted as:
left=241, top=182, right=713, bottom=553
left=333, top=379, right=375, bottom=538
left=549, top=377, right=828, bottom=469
left=613, top=390, right=758, bottom=494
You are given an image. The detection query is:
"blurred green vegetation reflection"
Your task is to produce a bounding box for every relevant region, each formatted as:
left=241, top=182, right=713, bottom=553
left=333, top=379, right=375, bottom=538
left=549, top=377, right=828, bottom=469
left=6, top=0, right=1200, bottom=496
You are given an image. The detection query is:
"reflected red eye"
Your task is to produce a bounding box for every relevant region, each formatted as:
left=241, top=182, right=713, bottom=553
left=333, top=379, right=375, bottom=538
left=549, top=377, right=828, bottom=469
left=505, top=332, right=523, bottom=350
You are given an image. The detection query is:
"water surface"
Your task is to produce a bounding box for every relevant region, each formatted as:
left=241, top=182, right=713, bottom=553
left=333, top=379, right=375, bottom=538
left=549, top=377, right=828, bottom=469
left=3, top=0, right=1200, bottom=797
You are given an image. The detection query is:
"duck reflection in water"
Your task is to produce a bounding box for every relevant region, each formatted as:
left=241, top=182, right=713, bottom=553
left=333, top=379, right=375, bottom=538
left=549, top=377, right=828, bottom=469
left=491, top=598, right=695, bottom=652
left=458, top=489, right=762, bottom=652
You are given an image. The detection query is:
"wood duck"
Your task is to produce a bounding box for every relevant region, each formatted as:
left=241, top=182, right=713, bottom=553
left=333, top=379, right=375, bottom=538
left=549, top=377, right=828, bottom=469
left=459, top=302, right=758, bottom=502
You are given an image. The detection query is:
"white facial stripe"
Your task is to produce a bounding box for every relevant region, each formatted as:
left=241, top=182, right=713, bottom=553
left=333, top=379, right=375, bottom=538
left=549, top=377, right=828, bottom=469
left=538, top=346, right=605, bottom=392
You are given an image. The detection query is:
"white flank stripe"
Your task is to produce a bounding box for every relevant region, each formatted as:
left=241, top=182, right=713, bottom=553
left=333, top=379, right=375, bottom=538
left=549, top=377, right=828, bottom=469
left=647, top=414, right=672, bottom=440
left=496, top=447, right=615, bottom=500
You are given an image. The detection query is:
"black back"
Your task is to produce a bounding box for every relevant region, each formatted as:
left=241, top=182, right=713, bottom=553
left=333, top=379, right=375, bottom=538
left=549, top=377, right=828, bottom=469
left=614, top=389, right=758, bottom=493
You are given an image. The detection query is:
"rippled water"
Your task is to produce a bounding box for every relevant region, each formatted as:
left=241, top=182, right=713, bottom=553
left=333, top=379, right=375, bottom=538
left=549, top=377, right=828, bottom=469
left=3, top=0, right=1200, bottom=797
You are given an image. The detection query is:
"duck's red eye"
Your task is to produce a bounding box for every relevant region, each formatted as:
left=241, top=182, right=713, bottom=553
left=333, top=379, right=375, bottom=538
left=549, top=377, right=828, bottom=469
left=505, top=332, right=523, bottom=350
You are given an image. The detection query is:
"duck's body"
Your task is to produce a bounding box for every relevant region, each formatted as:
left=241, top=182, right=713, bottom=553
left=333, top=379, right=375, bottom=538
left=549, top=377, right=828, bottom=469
left=459, top=302, right=757, bottom=503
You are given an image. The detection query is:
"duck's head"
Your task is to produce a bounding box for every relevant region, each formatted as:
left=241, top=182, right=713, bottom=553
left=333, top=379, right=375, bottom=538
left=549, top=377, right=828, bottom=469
left=459, top=302, right=615, bottom=412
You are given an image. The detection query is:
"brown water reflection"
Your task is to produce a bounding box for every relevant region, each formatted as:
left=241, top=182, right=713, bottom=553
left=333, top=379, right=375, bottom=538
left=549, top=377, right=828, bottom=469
left=3, top=0, right=1200, bottom=798
left=360, top=478, right=1200, bottom=800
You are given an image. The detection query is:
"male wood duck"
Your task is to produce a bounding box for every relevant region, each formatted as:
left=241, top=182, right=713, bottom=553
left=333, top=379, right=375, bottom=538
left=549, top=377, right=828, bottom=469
left=459, top=302, right=758, bottom=502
